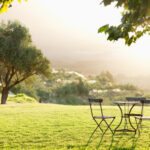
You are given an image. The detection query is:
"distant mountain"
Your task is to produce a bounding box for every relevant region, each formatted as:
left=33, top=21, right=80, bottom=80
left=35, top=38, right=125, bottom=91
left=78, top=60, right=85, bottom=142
left=51, top=60, right=150, bottom=94
left=51, top=60, right=114, bottom=75
left=115, top=74, right=150, bottom=94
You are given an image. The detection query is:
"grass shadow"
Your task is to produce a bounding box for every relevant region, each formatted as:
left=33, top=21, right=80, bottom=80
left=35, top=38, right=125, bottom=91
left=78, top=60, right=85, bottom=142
left=84, top=131, right=139, bottom=150
left=83, top=130, right=105, bottom=150
left=110, top=133, right=139, bottom=150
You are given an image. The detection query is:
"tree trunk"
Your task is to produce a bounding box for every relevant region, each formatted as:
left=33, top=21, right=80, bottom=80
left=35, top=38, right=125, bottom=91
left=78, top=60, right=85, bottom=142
left=1, top=88, right=9, bottom=104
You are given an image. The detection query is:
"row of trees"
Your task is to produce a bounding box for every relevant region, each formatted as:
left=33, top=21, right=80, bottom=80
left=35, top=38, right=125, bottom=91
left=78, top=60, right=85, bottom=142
left=10, top=69, right=143, bottom=105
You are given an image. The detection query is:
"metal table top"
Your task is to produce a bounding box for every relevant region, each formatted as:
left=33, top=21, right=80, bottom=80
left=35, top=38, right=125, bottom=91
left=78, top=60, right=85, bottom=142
left=114, top=101, right=140, bottom=105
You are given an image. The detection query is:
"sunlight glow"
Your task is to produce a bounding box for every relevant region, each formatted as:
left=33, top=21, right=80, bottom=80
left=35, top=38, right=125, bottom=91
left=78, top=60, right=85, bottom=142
left=0, top=0, right=150, bottom=76
left=39, top=0, right=122, bottom=33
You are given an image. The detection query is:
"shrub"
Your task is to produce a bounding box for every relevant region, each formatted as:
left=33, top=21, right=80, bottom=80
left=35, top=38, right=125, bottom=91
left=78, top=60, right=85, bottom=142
left=8, top=94, right=37, bottom=103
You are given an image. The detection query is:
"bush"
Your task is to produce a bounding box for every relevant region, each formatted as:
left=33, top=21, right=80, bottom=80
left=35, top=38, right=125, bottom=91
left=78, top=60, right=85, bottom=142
left=53, top=95, right=88, bottom=105
left=119, top=83, right=138, bottom=91
left=8, top=94, right=37, bottom=103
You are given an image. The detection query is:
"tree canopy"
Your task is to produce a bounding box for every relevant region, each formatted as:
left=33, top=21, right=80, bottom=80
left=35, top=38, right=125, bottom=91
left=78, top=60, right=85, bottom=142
left=0, top=20, right=51, bottom=104
left=0, top=0, right=26, bottom=13
left=98, top=0, right=150, bottom=46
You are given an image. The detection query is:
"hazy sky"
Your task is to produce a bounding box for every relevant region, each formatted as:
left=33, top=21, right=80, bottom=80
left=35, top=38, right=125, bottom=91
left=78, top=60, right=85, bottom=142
left=0, top=0, right=150, bottom=76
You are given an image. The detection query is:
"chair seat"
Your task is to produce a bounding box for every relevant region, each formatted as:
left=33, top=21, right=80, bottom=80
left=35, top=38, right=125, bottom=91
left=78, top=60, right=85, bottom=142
left=94, top=116, right=115, bottom=119
left=135, top=116, right=150, bottom=120
left=125, top=113, right=142, bottom=117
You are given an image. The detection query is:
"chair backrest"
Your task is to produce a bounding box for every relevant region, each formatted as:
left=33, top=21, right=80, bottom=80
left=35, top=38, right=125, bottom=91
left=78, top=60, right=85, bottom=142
left=126, top=97, right=146, bottom=116
left=126, top=97, right=146, bottom=101
left=139, top=100, right=150, bottom=116
left=88, top=98, right=103, bottom=118
left=140, top=100, right=150, bottom=104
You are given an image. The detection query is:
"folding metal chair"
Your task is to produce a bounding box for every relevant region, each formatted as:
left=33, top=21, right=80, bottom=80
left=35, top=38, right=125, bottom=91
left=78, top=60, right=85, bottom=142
left=88, top=98, right=115, bottom=136
left=135, top=100, right=150, bottom=135
left=126, top=97, right=146, bottom=117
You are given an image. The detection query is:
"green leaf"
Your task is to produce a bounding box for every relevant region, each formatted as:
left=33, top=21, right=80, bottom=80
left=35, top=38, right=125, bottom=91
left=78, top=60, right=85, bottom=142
left=98, top=24, right=109, bottom=33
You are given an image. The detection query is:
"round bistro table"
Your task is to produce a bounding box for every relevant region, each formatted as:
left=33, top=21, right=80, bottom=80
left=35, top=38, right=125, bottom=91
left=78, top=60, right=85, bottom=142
left=114, top=101, right=140, bottom=133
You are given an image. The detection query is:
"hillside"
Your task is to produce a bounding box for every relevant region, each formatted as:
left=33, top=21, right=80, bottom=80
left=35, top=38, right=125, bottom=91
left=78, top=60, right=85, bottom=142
left=11, top=68, right=147, bottom=105
left=52, top=61, right=150, bottom=94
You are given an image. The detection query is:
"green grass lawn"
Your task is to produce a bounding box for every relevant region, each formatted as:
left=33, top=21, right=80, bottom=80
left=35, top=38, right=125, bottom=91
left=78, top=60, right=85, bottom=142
left=0, top=103, right=150, bottom=150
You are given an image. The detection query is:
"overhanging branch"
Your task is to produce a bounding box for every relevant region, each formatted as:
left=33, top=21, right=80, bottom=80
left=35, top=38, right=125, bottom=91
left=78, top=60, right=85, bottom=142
left=8, top=72, right=36, bottom=90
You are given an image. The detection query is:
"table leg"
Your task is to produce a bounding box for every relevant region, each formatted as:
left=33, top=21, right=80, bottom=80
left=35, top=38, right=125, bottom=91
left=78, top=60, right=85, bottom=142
left=114, top=104, right=123, bottom=133
left=128, top=104, right=136, bottom=132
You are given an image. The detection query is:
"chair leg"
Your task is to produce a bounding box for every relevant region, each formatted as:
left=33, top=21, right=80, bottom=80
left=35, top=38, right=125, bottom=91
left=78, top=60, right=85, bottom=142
left=94, top=119, right=103, bottom=132
left=138, top=119, right=142, bottom=136
left=135, top=118, right=142, bottom=136
left=103, top=118, right=115, bottom=135
left=140, top=119, right=143, bottom=132
left=90, top=119, right=103, bottom=137
left=135, top=117, right=138, bottom=134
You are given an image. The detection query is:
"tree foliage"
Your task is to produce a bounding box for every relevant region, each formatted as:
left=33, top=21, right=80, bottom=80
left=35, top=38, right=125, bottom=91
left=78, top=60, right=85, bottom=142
left=100, top=71, right=114, bottom=83
left=98, top=0, right=150, bottom=45
left=0, top=0, right=27, bottom=13
left=0, top=20, right=51, bottom=104
left=55, top=79, right=89, bottom=97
